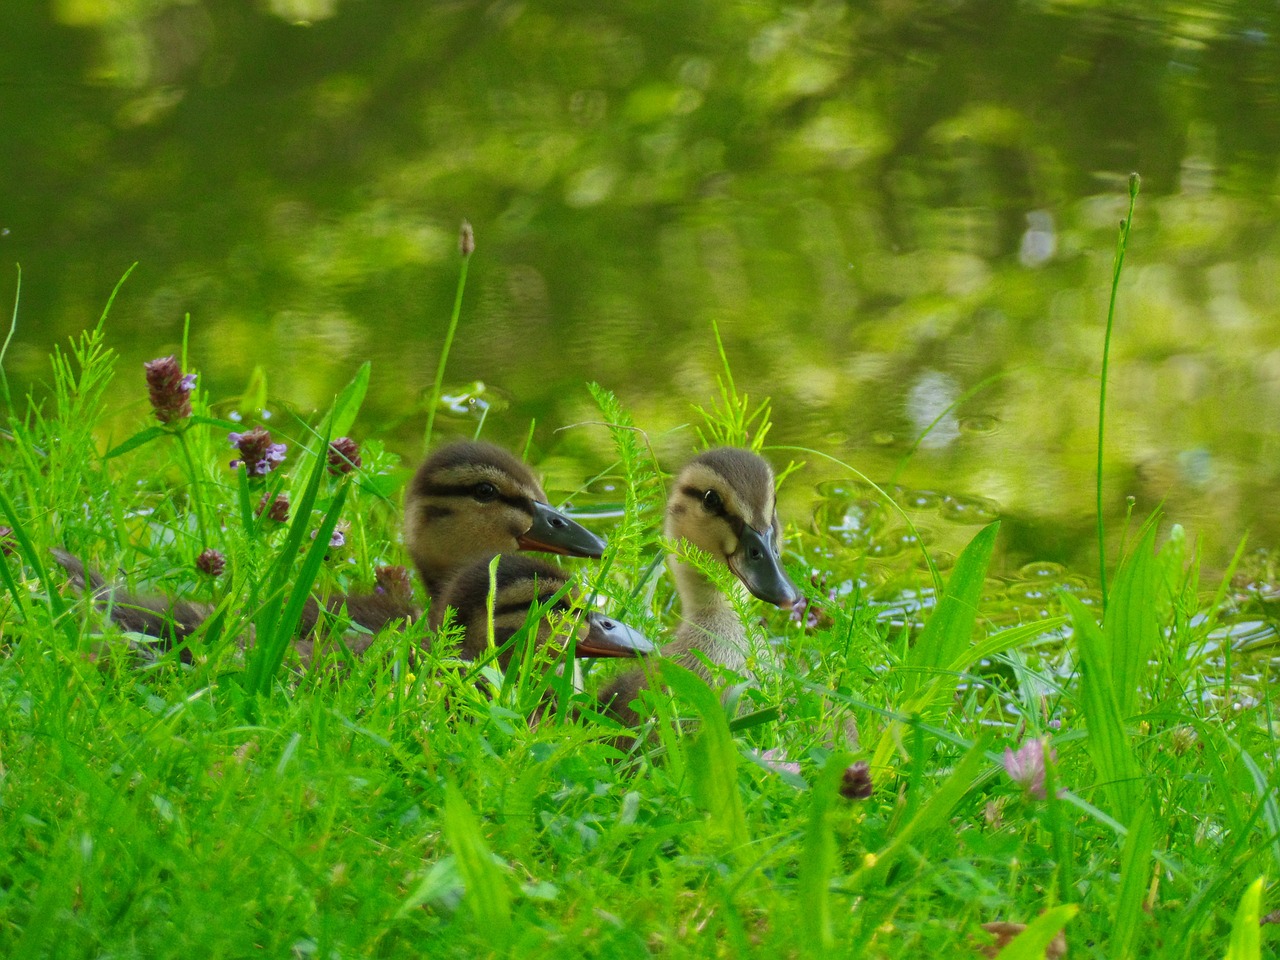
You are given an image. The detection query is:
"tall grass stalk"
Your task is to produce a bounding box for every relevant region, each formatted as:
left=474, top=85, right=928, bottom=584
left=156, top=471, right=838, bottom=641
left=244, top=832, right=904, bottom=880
left=0, top=264, right=20, bottom=409
left=423, top=221, right=474, bottom=451
left=1096, top=173, right=1140, bottom=607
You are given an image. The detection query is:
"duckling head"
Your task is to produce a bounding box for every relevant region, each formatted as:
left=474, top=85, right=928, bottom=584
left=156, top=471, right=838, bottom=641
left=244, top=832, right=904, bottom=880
left=664, top=447, right=801, bottom=609
left=404, top=440, right=606, bottom=599
left=439, top=554, right=654, bottom=666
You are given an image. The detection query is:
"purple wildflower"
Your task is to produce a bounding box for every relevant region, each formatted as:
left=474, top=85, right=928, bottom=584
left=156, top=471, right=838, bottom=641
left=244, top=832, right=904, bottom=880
left=375, top=565, right=413, bottom=601
left=144, top=356, right=196, bottom=424
left=195, top=549, right=226, bottom=578
left=839, top=761, right=874, bottom=800
left=229, top=426, right=287, bottom=477
left=1003, top=738, right=1058, bottom=800
left=327, top=437, right=361, bottom=476
left=312, top=523, right=347, bottom=549
left=0, top=525, right=13, bottom=556
left=256, top=493, right=290, bottom=523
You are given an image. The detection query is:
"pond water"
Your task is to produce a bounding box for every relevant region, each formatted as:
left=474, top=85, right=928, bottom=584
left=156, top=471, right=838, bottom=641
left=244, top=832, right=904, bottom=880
left=3, top=1, right=1280, bottom=598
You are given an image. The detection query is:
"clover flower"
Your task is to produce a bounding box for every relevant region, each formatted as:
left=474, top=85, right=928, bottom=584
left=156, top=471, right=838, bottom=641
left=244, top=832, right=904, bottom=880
left=256, top=493, right=290, bottom=524
left=144, top=356, right=196, bottom=424
left=195, top=549, right=225, bottom=578
left=1003, top=738, right=1058, bottom=800
left=840, top=760, right=874, bottom=800
left=229, top=426, right=287, bottom=477
left=327, top=437, right=361, bottom=476
left=375, top=565, right=413, bottom=601
left=758, top=748, right=801, bottom=777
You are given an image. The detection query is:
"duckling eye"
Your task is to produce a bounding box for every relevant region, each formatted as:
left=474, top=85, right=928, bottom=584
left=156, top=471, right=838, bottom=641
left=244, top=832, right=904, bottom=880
left=702, top=489, right=723, bottom=513
left=473, top=481, right=499, bottom=502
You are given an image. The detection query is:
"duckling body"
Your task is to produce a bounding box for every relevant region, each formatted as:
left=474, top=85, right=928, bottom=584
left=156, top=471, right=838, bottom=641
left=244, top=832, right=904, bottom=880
left=434, top=554, right=653, bottom=667
left=600, top=448, right=800, bottom=723
left=52, top=549, right=211, bottom=643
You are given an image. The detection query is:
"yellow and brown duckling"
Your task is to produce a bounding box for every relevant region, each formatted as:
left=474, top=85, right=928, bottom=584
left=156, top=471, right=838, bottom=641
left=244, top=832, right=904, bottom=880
left=600, top=447, right=800, bottom=723
left=404, top=440, right=606, bottom=606
left=302, top=440, right=609, bottom=642
left=433, top=554, right=654, bottom=667
left=55, top=439, right=607, bottom=650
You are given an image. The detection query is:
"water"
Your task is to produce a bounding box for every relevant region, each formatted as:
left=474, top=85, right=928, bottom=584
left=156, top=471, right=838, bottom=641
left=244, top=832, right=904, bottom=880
left=3, top=1, right=1279, bottom=587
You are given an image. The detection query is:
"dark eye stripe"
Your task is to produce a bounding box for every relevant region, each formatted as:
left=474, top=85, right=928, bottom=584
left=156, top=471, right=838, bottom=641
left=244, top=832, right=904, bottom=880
left=681, top=484, right=746, bottom=536
left=681, top=484, right=721, bottom=513
left=418, top=482, right=532, bottom=512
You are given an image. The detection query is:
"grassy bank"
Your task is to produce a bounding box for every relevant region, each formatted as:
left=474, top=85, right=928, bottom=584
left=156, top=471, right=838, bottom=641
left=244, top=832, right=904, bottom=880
left=1, top=244, right=1277, bottom=956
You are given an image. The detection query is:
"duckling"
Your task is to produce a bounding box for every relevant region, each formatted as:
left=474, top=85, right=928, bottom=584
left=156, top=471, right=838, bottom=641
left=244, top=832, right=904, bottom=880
left=404, top=440, right=606, bottom=605
left=599, top=447, right=801, bottom=723
left=433, top=554, right=654, bottom=667
left=52, top=548, right=210, bottom=643
left=54, top=439, right=607, bottom=650
left=300, top=440, right=607, bottom=644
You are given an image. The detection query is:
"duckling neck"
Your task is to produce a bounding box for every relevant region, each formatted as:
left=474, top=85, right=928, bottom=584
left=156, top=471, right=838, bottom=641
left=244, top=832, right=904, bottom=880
left=666, top=557, right=748, bottom=676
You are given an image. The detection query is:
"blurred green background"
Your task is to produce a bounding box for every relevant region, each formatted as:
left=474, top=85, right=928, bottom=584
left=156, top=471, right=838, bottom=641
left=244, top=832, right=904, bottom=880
left=3, top=0, right=1279, bottom=578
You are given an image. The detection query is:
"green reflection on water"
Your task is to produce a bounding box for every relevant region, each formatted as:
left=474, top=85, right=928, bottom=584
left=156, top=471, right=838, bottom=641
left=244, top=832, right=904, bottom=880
left=2, top=0, right=1279, bottom=577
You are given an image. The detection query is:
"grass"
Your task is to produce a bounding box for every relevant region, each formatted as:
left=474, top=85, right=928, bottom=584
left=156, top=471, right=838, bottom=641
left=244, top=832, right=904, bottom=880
left=0, top=197, right=1277, bottom=958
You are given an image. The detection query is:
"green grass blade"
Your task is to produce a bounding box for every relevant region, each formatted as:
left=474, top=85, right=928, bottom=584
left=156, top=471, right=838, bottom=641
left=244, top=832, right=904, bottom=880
left=1105, top=513, right=1162, bottom=719
left=1097, top=173, right=1140, bottom=606
left=797, top=752, right=851, bottom=957
left=244, top=429, right=341, bottom=694
left=1224, top=876, right=1263, bottom=960
left=1112, top=802, right=1154, bottom=957
left=661, top=660, right=749, bottom=849
left=0, top=488, right=76, bottom=647
left=327, top=360, right=370, bottom=439
left=443, top=781, right=511, bottom=939
left=942, top=616, right=1067, bottom=677
left=873, top=522, right=999, bottom=769
left=0, top=263, right=20, bottom=409
left=993, top=904, right=1078, bottom=959
left=258, top=482, right=349, bottom=687
left=912, top=522, right=999, bottom=677
left=424, top=226, right=472, bottom=451
left=850, top=737, right=989, bottom=894
left=1063, top=592, right=1140, bottom=822
left=103, top=425, right=168, bottom=460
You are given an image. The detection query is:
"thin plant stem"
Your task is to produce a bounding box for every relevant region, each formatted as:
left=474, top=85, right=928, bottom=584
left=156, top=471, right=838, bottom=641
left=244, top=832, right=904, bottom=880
left=0, top=264, right=19, bottom=410
left=1096, top=173, right=1140, bottom=610
left=176, top=428, right=209, bottom=549
left=175, top=311, right=208, bottom=548
left=424, top=222, right=474, bottom=452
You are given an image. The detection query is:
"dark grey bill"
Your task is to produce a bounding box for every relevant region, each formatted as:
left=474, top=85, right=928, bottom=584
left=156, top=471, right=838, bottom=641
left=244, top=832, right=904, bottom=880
left=519, top=500, right=607, bottom=558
